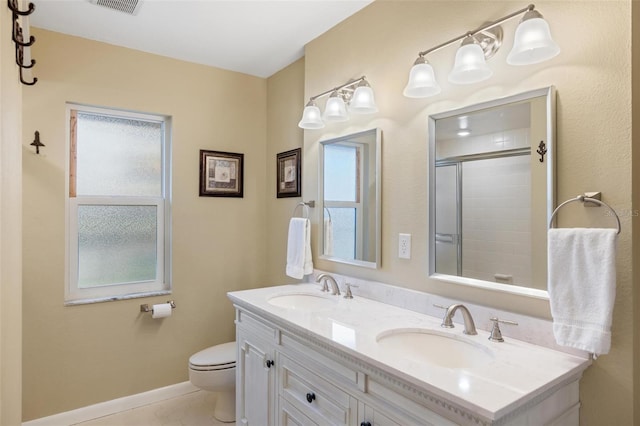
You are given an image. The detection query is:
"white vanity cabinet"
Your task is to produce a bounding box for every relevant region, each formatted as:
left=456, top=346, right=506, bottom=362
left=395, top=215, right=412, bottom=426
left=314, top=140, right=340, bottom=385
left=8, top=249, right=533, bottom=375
left=230, top=284, right=590, bottom=426
left=235, top=308, right=459, bottom=426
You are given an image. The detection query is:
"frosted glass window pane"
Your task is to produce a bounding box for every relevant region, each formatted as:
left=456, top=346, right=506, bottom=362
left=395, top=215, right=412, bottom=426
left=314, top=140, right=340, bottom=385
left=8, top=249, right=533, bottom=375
left=76, top=113, right=162, bottom=197
left=77, top=205, right=157, bottom=288
left=327, top=208, right=356, bottom=260
left=324, top=145, right=356, bottom=202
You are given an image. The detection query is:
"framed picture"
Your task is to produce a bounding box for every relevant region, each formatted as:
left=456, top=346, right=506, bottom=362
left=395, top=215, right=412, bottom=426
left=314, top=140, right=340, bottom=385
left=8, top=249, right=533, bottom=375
left=199, top=150, right=244, bottom=197
left=277, top=148, right=301, bottom=198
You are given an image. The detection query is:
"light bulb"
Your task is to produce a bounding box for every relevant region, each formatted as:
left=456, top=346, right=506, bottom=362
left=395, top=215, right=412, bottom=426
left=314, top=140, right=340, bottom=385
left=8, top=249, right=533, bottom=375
left=323, top=91, right=349, bottom=122
left=297, top=100, right=324, bottom=129
left=507, top=10, right=560, bottom=65
left=349, top=80, right=378, bottom=114
left=403, top=57, right=441, bottom=98
left=448, top=36, right=493, bottom=85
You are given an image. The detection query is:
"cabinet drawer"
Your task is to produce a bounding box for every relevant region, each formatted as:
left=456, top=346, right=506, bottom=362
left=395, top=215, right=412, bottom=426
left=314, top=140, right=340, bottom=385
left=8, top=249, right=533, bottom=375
left=279, top=397, right=318, bottom=426
left=280, top=331, right=359, bottom=386
left=365, top=376, right=457, bottom=426
left=236, top=308, right=279, bottom=343
left=280, top=354, right=356, bottom=425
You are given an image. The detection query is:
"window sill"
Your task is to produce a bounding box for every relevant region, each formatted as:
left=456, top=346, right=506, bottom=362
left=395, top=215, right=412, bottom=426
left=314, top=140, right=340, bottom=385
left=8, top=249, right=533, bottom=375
left=64, top=290, right=172, bottom=306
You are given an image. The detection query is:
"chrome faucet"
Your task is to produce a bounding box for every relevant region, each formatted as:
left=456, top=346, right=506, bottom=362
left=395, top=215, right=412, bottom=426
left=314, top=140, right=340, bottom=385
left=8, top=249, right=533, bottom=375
left=315, top=273, right=340, bottom=296
left=441, top=304, right=477, bottom=335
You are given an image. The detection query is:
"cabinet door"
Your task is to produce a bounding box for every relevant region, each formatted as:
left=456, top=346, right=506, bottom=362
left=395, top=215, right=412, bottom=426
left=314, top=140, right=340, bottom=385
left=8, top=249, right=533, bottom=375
left=237, top=331, right=276, bottom=426
left=359, top=402, right=403, bottom=426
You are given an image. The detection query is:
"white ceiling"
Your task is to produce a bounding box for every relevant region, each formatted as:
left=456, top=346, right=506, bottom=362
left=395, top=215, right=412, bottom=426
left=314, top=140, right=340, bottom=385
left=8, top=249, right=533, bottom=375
left=29, top=0, right=373, bottom=78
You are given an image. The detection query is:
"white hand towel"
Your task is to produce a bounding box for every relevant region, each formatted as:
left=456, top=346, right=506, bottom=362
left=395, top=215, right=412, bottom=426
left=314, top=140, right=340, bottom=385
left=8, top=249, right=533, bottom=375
left=286, top=218, right=313, bottom=279
left=547, top=228, right=617, bottom=356
left=323, top=218, right=334, bottom=256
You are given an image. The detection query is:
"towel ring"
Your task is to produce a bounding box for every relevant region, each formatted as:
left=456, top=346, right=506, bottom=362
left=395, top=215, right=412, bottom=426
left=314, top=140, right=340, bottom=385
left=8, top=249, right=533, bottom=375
left=292, top=201, right=314, bottom=218
left=323, top=206, right=332, bottom=222
left=549, top=195, right=621, bottom=235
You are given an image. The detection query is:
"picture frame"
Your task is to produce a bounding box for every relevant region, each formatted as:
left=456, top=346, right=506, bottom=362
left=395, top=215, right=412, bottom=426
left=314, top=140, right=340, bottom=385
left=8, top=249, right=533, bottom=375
left=276, top=148, right=301, bottom=198
left=199, top=150, right=244, bottom=197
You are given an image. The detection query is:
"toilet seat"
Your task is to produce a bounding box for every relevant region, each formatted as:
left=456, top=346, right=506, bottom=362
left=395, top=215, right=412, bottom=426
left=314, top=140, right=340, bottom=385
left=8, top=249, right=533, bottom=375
left=189, top=341, right=236, bottom=371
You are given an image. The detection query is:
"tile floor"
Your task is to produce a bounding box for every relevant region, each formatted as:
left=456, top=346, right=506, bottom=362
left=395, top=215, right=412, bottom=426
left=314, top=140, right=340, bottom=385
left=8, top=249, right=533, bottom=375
left=76, top=391, right=234, bottom=426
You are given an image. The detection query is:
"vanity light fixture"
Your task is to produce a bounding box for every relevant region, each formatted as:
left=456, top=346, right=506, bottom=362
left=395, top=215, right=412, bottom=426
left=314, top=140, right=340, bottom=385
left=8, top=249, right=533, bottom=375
left=298, top=76, right=377, bottom=130
left=403, top=4, right=560, bottom=98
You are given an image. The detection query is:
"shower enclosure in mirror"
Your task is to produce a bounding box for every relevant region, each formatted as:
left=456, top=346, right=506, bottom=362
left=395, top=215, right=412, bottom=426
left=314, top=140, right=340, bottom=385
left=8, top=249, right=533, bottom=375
left=429, top=87, right=555, bottom=297
left=319, top=128, right=381, bottom=269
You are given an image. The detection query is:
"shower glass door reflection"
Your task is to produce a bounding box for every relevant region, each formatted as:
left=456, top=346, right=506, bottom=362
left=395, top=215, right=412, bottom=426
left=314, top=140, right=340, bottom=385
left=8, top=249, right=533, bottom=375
left=435, top=164, right=460, bottom=276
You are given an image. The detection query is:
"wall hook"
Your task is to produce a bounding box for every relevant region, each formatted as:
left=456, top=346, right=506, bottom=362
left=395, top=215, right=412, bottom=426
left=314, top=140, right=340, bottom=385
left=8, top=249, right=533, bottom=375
left=536, top=141, right=547, bottom=163
left=30, top=131, right=44, bottom=154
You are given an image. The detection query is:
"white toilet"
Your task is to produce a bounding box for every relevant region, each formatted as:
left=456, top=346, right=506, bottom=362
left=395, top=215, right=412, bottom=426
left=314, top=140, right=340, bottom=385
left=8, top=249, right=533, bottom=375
left=188, top=341, right=237, bottom=423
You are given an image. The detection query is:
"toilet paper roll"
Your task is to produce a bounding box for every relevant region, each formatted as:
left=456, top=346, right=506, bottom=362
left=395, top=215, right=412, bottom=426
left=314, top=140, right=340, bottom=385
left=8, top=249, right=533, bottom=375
left=152, top=303, right=172, bottom=319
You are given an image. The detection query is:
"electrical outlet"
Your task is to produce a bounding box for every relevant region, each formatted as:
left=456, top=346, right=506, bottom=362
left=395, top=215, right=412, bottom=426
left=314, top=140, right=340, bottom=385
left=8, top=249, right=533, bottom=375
left=399, top=233, right=411, bottom=259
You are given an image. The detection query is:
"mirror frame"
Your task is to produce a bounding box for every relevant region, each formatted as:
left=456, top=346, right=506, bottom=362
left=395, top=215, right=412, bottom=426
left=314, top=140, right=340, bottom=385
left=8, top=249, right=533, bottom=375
left=428, top=87, right=555, bottom=299
left=318, top=128, right=382, bottom=269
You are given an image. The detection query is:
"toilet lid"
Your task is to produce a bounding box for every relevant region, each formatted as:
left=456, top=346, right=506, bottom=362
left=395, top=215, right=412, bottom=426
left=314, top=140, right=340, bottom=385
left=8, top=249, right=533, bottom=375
left=189, top=341, right=236, bottom=367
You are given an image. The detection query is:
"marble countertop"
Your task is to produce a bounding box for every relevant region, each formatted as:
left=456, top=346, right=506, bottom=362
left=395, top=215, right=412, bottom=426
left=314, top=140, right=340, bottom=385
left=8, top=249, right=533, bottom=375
left=228, top=283, right=591, bottom=422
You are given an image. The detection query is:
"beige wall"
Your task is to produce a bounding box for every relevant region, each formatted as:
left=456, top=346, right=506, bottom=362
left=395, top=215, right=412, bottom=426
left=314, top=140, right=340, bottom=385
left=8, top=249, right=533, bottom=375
left=18, top=1, right=637, bottom=423
left=298, top=1, right=633, bottom=424
left=633, top=0, right=640, bottom=421
left=265, top=58, right=306, bottom=284
left=1, top=1, right=23, bottom=424
left=22, top=29, right=268, bottom=420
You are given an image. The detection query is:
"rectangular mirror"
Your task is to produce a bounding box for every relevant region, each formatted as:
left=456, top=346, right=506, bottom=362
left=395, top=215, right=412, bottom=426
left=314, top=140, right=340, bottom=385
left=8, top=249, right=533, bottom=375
left=319, top=128, right=381, bottom=269
left=429, top=87, right=555, bottom=298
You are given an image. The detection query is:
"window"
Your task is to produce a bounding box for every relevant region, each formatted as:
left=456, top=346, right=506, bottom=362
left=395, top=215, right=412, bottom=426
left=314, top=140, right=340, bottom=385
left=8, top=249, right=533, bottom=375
left=66, top=104, right=171, bottom=304
left=323, top=143, right=363, bottom=260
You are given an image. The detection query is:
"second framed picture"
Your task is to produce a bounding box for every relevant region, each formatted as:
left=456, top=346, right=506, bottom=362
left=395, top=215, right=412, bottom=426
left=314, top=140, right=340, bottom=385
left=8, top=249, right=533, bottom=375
left=276, top=148, right=301, bottom=198
left=199, top=150, right=244, bottom=197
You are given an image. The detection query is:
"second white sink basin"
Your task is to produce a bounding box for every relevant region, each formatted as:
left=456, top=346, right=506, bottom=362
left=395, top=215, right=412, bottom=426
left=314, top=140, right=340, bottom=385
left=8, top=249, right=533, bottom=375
left=376, top=328, right=494, bottom=369
left=267, top=292, right=337, bottom=311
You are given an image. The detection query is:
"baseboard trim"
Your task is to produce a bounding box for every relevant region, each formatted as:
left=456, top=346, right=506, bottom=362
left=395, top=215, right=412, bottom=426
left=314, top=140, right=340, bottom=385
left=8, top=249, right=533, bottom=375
left=23, top=381, right=200, bottom=426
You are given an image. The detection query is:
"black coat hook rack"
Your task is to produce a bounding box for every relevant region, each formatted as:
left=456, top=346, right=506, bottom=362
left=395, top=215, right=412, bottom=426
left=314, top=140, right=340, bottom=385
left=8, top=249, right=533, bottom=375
left=7, top=0, right=37, bottom=86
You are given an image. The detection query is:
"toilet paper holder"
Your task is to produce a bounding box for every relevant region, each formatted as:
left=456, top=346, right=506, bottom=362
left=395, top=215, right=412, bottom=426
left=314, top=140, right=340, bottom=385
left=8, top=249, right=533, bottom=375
left=140, top=300, right=176, bottom=313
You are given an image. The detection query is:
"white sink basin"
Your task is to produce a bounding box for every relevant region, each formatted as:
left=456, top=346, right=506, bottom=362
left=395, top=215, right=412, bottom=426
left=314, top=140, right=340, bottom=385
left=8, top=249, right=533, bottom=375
left=376, top=328, right=494, bottom=369
left=267, top=292, right=338, bottom=311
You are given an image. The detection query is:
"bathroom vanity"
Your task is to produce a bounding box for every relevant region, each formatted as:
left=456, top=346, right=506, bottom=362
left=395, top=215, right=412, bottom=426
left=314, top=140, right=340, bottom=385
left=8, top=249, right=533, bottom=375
left=228, top=283, right=590, bottom=426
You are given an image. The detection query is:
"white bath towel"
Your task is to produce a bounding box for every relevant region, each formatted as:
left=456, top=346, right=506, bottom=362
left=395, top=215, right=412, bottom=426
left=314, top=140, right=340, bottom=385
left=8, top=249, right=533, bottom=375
left=286, top=218, right=313, bottom=279
left=548, top=228, right=617, bottom=356
left=323, top=218, right=334, bottom=256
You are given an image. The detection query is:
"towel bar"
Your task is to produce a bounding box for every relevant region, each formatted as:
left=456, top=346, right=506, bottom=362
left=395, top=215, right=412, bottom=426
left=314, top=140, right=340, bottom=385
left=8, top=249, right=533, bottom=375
left=549, top=194, right=621, bottom=235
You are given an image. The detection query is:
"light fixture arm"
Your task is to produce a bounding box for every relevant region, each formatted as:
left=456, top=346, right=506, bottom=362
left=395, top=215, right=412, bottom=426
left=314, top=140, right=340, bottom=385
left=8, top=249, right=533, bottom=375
left=417, top=4, right=534, bottom=58
left=309, top=76, right=366, bottom=102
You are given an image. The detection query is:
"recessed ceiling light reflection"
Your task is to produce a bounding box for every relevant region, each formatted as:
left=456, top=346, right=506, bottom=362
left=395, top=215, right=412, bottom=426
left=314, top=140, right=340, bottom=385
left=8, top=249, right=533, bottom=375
left=458, top=376, right=471, bottom=392
left=457, top=129, right=471, bottom=137
left=331, top=321, right=356, bottom=349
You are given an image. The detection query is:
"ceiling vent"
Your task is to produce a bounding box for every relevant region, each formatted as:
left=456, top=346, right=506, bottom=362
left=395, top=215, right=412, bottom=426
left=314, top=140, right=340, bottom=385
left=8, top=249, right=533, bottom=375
left=88, top=0, right=143, bottom=15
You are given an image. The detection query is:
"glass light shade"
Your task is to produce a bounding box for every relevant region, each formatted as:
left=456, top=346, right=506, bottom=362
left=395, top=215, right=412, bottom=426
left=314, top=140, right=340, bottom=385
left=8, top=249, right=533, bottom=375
left=403, top=60, right=441, bottom=98
left=323, top=93, right=349, bottom=122
left=349, top=84, right=378, bottom=114
left=507, top=15, right=560, bottom=65
left=448, top=41, right=493, bottom=85
left=298, top=102, right=325, bottom=129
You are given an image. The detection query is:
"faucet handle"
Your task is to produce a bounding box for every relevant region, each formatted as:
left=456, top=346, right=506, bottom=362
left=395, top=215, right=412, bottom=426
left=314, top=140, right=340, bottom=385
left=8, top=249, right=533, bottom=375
left=433, top=303, right=448, bottom=310
left=488, top=317, right=518, bottom=342
left=343, top=283, right=359, bottom=299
